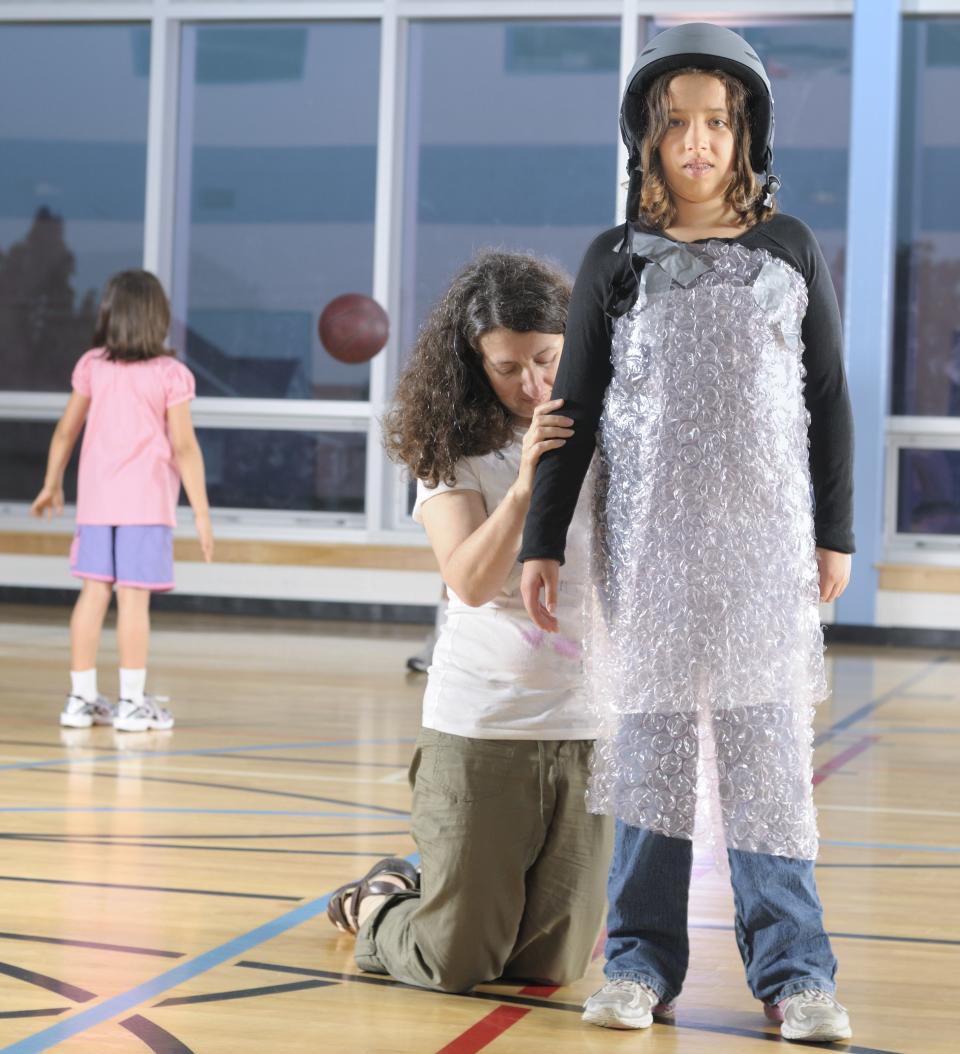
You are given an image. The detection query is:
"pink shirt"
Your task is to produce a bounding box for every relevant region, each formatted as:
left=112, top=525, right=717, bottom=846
left=72, top=348, right=196, bottom=527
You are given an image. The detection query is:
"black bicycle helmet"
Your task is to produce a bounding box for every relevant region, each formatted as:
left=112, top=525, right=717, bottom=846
left=620, top=23, right=779, bottom=211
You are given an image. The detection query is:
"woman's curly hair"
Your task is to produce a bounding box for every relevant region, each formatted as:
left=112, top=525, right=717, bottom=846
left=383, top=251, right=571, bottom=488
left=637, top=67, right=776, bottom=229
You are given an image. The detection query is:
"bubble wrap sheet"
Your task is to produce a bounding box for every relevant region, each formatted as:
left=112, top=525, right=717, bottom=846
left=585, top=235, right=826, bottom=861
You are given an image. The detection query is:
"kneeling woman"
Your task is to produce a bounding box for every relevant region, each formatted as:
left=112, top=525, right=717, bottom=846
left=326, top=252, right=612, bottom=993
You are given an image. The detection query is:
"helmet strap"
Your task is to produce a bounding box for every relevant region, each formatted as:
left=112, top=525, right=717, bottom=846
left=626, top=168, right=643, bottom=222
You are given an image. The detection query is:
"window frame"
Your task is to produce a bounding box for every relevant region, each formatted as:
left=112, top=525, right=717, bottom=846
left=13, top=0, right=935, bottom=556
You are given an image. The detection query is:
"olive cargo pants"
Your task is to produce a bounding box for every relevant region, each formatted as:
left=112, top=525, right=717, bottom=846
left=355, top=728, right=612, bottom=993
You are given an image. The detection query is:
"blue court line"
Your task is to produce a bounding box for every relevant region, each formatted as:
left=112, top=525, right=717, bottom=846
left=814, top=656, right=947, bottom=747
left=0, top=808, right=409, bottom=820
left=690, top=922, right=960, bottom=949
left=821, top=838, right=960, bottom=853
left=0, top=737, right=415, bottom=774
left=0, top=851, right=419, bottom=1053
left=0, top=895, right=332, bottom=1053
left=867, top=726, right=960, bottom=734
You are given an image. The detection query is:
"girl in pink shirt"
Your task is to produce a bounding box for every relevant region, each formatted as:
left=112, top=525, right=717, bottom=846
left=32, top=270, right=214, bottom=732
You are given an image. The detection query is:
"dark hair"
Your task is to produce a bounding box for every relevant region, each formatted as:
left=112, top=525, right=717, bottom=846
left=93, top=270, right=173, bottom=362
left=636, top=67, right=776, bottom=228
left=383, top=251, right=571, bottom=488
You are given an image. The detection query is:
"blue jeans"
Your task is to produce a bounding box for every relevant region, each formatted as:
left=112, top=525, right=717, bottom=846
left=604, top=822, right=837, bottom=1004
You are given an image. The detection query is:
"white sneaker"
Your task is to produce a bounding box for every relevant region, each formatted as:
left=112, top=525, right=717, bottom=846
left=769, top=990, right=852, bottom=1042
left=582, top=979, right=672, bottom=1030
left=60, top=694, right=115, bottom=728
left=114, top=696, right=174, bottom=732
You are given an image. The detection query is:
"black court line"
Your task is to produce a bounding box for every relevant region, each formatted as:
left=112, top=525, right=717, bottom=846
left=0, top=737, right=122, bottom=752
left=32, top=766, right=409, bottom=816
left=44, top=830, right=405, bottom=841
left=0, top=931, right=183, bottom=959
left=690, top=922, right=960, bottom=949
left=236, top=959, right=584, bottom=1009
left=655, top=1015, right=894, bottom=1050
left=155, top=978, right=336, bottom=1008
left=0, top=874, right=301, bottom=901
left=0, top=961, right=96, bottom=1002
left=0, top=935, right=199, bottom=1053
left=234, top=961, right=900, bottom=1054
left=210, top=753, right=402, bottom=768
left=814, top=656, right=948, bottom=747
left=0, top=1008, right=69, bottom=1019
left=0, top=834, right=398, bottom=858
left=121, top=1014, right=196, bottom=1054
left=0, top=740, right=407, bottom=765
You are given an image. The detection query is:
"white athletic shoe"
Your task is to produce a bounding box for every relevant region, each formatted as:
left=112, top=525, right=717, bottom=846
left=60, top=694, right=115, bottom=729
left=767, top=990, right=852, bottom=1043
left=582, top=979, right=672, bottom=1030
left=114, top=696, right=175, bottom=732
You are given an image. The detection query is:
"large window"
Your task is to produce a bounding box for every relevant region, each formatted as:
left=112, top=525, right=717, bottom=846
left=174, top=22, right=380, bottom=402
left=0, top=420, right=79, bottom=505
left=889, top=18, right=960, bottom=545
left=0, top=23, right=149, bottom=392
left=894, top=19, right=960, bottom=419
left=399, top=20, right=621, bottom=355
left=898, top=447, right=960, bottom=536
left=0, top=5, right=927, bottom=558
left=194, top=428, right=366, bottom=515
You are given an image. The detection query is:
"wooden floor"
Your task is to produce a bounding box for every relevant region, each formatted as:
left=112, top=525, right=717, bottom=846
left=0, top=603, right=957, bottom=1053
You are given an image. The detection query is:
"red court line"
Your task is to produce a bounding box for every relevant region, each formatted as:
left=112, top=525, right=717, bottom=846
left=813, top=735, right=879, bottom=786
left=592, top=929, right=607, bottom=961
left=435, top=1005, right=530, bottom=1054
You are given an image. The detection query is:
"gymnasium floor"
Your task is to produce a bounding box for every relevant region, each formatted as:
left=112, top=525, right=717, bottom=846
left=0, top=603, right=957, bottom=1053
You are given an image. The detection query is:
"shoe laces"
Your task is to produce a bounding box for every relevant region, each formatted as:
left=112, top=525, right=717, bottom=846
left=145, top=695, right=172, bottom=718
left=68, top=694, right=110, bottom=714
left=604, top=979, right=657, bottom=998
left=787, top=989, right=838, bottom=1008
left=121, top=695, right=170, bottom=720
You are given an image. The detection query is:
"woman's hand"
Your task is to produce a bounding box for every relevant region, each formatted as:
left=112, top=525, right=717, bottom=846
left=31, top=484, right=64, bottom=519
left=816, top=547, right=851, bottom=602
left=515, top=399, right=574, bottom=499
left=521, top=558, right=561, bottom=632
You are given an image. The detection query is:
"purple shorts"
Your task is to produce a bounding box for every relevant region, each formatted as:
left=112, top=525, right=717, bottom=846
left=70, top=526, right=175, bottom=592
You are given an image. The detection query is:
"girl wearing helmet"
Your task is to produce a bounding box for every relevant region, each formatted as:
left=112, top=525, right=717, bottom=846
left=519, top=23, right=853, bottom=1043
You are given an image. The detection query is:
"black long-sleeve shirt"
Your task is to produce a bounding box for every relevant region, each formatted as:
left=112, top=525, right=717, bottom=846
left=519, top=214, right=855, bottom=563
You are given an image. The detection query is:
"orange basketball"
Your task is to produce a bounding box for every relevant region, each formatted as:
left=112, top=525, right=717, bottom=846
left=318, top=293, right=389, bottom=364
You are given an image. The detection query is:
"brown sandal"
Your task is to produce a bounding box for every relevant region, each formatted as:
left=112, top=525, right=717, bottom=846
left=326, top=857, right=419, bottom=934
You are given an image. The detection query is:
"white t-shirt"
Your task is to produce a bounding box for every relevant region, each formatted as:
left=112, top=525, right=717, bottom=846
left=413, top=434, right=597, bottom=740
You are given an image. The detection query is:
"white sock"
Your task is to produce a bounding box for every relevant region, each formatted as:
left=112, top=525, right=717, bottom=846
left=119, top=668, right=146, bottom=707
left=70, top=669, right=98, bottom=702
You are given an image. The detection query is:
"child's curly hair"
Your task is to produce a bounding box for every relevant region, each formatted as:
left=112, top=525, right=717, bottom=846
left=637, top=67, right=776, bottom=228
left=383, top=251, right=571, bottom=488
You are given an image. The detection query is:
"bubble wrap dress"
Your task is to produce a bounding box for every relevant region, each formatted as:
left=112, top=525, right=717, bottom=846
left=519, top=217, right=856, bottom=862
